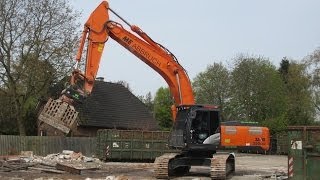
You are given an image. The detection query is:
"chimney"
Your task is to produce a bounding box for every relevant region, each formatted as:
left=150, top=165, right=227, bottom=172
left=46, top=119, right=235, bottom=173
left=96, top=77, right=104, bottom=81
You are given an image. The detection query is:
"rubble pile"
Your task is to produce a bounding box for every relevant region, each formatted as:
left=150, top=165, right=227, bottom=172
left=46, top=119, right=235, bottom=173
left=0, top=150, right=102, bottom=174
left=26, top=150, right=100, bottom=166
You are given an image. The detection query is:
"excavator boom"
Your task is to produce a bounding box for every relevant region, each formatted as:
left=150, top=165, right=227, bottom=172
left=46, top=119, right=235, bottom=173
left=106, top=21, right=195, bottom=105
left=71, top=1, right=194, bottom=108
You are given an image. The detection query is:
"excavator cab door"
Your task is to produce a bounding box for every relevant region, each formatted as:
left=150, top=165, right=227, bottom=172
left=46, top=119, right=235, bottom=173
left=168, top=108, right=189, bottom=149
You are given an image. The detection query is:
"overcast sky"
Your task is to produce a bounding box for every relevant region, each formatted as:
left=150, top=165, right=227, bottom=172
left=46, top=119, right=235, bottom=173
left=69, top=0, right=320, bottom=96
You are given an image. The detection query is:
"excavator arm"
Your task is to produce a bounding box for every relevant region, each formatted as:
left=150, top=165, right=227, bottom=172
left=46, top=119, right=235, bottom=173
left=68, top=1, right=194, bottom=118
left=67, top=1, right=109, bottom=101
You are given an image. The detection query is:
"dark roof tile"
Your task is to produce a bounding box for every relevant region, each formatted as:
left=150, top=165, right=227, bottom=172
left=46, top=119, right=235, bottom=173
left=76, top=81, right=159, bottom=130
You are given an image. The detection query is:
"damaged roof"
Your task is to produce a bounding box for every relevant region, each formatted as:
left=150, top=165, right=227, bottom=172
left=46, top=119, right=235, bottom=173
left=76, top=81, right=159, bottom=130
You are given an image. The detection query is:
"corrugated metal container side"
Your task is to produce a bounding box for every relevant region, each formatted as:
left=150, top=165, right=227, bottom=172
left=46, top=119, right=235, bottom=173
left=287, top=126, right=320, bottom=180
left=96, top=129, right=177, bottom=161
left=0, top=135, right=96, bottom=156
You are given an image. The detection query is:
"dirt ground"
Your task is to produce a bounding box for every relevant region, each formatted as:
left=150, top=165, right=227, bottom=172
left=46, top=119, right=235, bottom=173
left=0, top=153, right=287, bottom=180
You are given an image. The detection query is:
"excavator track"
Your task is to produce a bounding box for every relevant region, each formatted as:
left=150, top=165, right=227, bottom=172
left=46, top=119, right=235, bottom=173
left=210, top=154, right=235, bottom=179
left=154, top=153, right=179, bottom=179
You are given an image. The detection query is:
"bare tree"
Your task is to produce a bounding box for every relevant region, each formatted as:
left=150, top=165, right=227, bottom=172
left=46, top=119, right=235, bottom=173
left=0, top=0, right=79, bottom=135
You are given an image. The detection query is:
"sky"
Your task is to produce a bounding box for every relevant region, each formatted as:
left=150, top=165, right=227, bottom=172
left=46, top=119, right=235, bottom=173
left=69, top=0, right=320, bottom=96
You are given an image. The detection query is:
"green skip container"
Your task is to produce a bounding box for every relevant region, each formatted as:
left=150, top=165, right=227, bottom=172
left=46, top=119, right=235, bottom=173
left=96, top=129, right=178, bottom=161
left=288, top=126, right=320, bottom=179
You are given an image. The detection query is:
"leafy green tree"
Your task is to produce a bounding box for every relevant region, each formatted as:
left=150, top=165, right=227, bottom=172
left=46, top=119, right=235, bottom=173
left=154, top=87, right=173, bottom=130
left=261, top=114, right=288, bottom=134
left=229, top=55, right=286, bottom=123
left=193, top=62, right=231, bottom=120
left=279, top=57, right=290, bottom=84
left=0, top=93, right=18, bottom=134
left=284, top=61, right=314, bottom=125
left=0, top=0, right=79, bottom=135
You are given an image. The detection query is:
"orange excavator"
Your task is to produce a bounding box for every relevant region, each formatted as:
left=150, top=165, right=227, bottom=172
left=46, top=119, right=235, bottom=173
left=38, top=1, right=270, bottom=179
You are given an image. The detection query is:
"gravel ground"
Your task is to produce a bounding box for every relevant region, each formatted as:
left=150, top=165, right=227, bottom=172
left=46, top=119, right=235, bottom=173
left=0, top=153, right=288, bottom=180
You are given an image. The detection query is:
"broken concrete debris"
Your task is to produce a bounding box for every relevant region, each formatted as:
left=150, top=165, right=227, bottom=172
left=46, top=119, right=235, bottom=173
left=0, top=150, right=101, bottom=175
left=25, top=150, right=100, bottom=165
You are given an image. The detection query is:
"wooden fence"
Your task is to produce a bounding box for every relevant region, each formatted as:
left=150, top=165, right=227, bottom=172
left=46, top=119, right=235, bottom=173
left=0, top=135, right=96, bottom=156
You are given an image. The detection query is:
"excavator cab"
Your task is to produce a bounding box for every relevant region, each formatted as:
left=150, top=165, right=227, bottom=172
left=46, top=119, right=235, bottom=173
left=188, top=109, right=220, bottom=145
left=168, top=105, right=220, bottom=153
